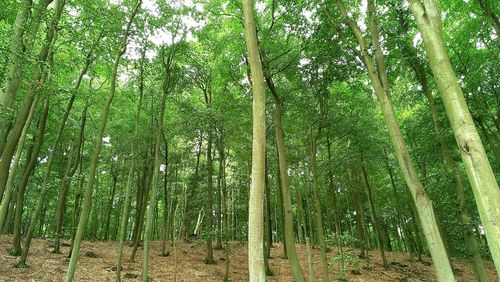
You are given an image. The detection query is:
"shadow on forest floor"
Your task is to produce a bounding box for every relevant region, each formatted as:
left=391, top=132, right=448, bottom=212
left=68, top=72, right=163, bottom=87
left=0, top=235, right=497, bottom=281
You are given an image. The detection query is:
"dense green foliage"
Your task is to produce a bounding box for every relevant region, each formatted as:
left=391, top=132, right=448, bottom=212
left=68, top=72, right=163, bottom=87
left=0, top=0, right=498, bottom=280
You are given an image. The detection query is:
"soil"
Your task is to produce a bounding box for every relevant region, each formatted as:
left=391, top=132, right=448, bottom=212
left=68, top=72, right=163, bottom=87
left=0, top=235, right=498, bottom=281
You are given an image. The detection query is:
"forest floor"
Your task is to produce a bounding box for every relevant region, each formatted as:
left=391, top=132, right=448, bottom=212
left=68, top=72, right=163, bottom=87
left=0, top=235, right=498, bottom=281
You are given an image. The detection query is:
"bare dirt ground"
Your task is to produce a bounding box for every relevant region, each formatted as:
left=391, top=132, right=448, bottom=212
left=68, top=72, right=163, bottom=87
left=0, top=235, right=498, bottom=281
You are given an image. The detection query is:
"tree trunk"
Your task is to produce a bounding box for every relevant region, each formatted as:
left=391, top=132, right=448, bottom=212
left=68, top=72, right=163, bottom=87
left=295, top=187, right=305, bottom=245
left=12, top=97, right=49, bottom=266
left=327, top=137, right=344, bottom=272
left=243, top=0, right=267, bottom=279
left=53, top=108, right=86, bottom=252
left=409, top=0, right=500, bottom=273
left=335, top=0, right=455, bottom=279
left=0, top=0, right=50, bottom=150
left=51, top=56, right=93, bottom=252
left=310, top=129, right=329, bottom=282
left=9, top=122, right=40, bottom=255
left=385, top=154, right=414, bottom=261
left=263, top=66, right=305, bottom=281
left=160, top=136, right=169, bottom=255
left=0, top=94, right=38, bottom=229
left=141, top=44, right=172, bottom=281
left=104, top=172, right=118, bottom=241
left=181, top=135, right=202, bottom=239
left=275, top=155, right=287, bottom=258
left=0, top=0, right=59, bottom=196
left=350, top=167, right=369, bottom=259
left=394, top=7, right=490, bottom=274
left=215, top=142, right=224, bottom=250
left=65, top=2, right=141, bottom=280
left=361, top=163, right=388, bottom=268
left=130, top=160, right=152, bottom=261
left=116, top=52, right=145, bottom=279
left=203, top=132, right=215, bottom=264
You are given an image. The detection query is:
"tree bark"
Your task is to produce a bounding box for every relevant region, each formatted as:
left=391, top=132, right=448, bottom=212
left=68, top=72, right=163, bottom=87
left=310, top=128, right=329, bottom=282
left=335, top=0, right=455, bottom=279
left=243, top=0, right=267, bottom=279
left=0, top=94, right=38, bottom=229
left=408, top=0, right=500, bottom=273
left=65, top=1, right=141, bottom=280
left=116, top=39, right=146, bottom=281
left=326, top=137, right=344, bottom=272
left=361, top=163, right=388, bottom=268
left=142, top=44, right=173, bottom=281
left=53, top=107, right=86, bottom=253
left=181, top=135, right=202, bottom=238
left=10, top=103, right=49, bottom=256
left=204, top=132, right=215, bottom=264
left=0, top=0, right=51, bottom=150
left=263, top=62, right=305, bottom=281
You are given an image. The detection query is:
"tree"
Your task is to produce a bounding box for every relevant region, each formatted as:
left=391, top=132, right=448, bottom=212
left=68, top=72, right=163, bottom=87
left=243, top=0, right=266, bottom=280
left=333, top=0, right=454, bottom=279
left=408, top=0, right=500, bottom=273
left=65, top=1, right=142, bottom=280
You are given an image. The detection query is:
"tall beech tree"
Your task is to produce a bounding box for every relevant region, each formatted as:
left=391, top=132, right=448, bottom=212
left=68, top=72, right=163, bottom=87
left=333, top=0, right=454, bottom=279
left=408, top=0, right=500, bottom=273
left=243, top=0, right=267, bottom=280
left=64, top=1, right=142, bottom=280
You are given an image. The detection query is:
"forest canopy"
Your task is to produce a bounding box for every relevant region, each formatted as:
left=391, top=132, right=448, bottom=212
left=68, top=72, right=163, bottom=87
left=0, top=0, right=498, bottom=281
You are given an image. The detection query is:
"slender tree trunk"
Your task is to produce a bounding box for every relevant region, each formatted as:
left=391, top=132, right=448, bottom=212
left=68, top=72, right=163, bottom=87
left=386, top=155, right=414, bottom=261
left=53, top=109, right=85, bottom=253
left=263, top=69, right=305, bottom=280
left=0, top=0, right=58, bottom=195
left=130, top=161, right=152, bottom=261
left=409, top=0, right=500, bottom=273
left=350, top=168, right=368, bottom=259
left=12, top=97, right=49, bottom=266
left=65, top=2, right=141, bottom=280
left=418, top=66, right=489, bottom=281
left=104, top=172, right=118, bottom=241
left=115, top=56, right=145, bottom=280
left=295, top=187, right=305, bottom=244
left=335, top=1, right=455, bottom=279
left=68, top=166, right=84, bottom=258
left=10, top=114, right=46, bottom=256
left=326, top=137, right=344, bottom=272
left=264, top=155, right=273, bottom=254
left=361, top=164, right=388, bottom=269
left=222, top=156, right=231, bottom=281
left=182, top=135, right=202, bottom=239
left=160, top=137, right=170, bottom=255
left=243, top=0, right=267, bottom=279
left=263, top=154, right=273, bottom=276
left=0, top=0, right=32, bottom=150
left=51, top=56, right=93, bottom=252
left=394, top=7, right=490, bottom=274
left=0, top=0, right=50, bottom=149
left=15, top=0, right=74, bottom=265
left=215, top=142, right=224, bottom=250
left=0, top=94, right=38, bottom=229
left=203, top=132, right=216, bottom=264
left=275, top=156, right=286, bottom=258
left=310, top=129, right=329, bottom=282
left=141, top=44, right=172, bottom=281
left=306, top=237, right=315, bottom=282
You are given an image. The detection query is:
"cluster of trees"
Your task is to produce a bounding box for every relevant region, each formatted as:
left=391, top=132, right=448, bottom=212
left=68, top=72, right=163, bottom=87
left=0, top=0, right=498, bottom=281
